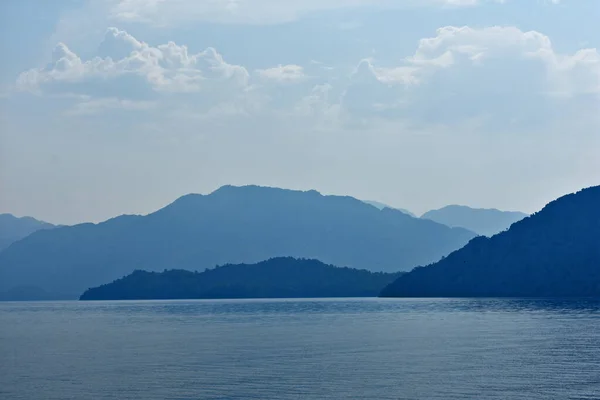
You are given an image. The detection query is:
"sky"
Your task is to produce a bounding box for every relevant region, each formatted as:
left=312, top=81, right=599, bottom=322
left=0, top=0, right=598, bottom=225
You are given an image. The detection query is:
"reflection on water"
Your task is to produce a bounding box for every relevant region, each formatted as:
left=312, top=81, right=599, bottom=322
left=1, top=298, right=599, bottom=400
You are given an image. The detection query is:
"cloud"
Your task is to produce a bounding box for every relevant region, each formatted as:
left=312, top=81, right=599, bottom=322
left=336, top=26, right=600, bottom=124
left=17, top=27, right=249, bottom=96
left=256, top=65, right=306, bottom=83
left=340, top=59, right=407, bottom=119
left=15, top=25, right=599, bottom=129
left=407, top=26, right=600, bottom=96
left=295, top=84, right=334, bottom=113
left=15, top=27, right=317, bottom=119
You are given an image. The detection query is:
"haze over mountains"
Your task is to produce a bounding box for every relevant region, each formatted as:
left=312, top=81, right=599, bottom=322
left=361, top=201, right=530, bottom=236
left=362, top=201, right=416, bottom=218
left=0, top=214, right=56, bottom=252
left=381, top=186, right=600, bottom=298
left=80, top=257, right=402, bottom=300
left=0, top=185, right=475, bottom=299
left=421, top=206, right=528, bottom=237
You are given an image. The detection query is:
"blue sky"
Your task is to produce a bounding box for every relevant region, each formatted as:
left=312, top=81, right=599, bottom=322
left=0, top=0, right=599, bottom=224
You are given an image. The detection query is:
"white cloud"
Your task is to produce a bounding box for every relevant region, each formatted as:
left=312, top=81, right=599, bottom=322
left=539, top=48, right=600, bottom=97
left=17, top=27, right=249, bottom=95
left=256, top=65, right=306, bottom=83
left=410, top=26, right=553, bottom=65
left=335, top=26, right=600, bottom=124
left=406, top=26, right=600, bottom=96
left=15, top=25, right=599, bottom=128
left=293, top=84, right=340, bottom=126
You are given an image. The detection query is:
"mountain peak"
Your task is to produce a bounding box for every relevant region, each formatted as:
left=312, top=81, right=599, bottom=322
left=163, top=185, right=328, bottom=215
left=210, top=185, right=323, bottom=197
left=0, top=214, right=56, bottom=252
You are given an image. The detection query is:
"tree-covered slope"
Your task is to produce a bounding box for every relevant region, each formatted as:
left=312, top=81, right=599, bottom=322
left=381, top=186, right=600, bottom=298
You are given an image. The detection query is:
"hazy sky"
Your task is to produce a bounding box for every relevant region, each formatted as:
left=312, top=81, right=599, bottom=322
left=0, top=0, right=598, bottom=224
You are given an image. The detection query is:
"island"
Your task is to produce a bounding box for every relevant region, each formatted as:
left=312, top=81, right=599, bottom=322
left=80, top=257, right=403, bottom=300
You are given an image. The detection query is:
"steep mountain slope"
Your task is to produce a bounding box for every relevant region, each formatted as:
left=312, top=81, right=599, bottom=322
left=80, top=257, right=403, bottom=300
left=381, top=186, right=600, bottom=298
left=0, top=214, right=56, bottom=251
left=0, top=185, right=475, bottom=299
left=421, top=205, right=528, bottom=236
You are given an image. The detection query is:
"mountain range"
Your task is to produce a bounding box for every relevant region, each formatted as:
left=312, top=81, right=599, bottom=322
left=80, top=257, right=402, bottom=300
left=0, top=185, right=475, bottom=299
left=361, top=200, right=528, bottom=236
left=381, top=186, right=600, bottom=298
left=421, top=205, right=528, bottom=237
left=0, top=214, right=56, bottom=251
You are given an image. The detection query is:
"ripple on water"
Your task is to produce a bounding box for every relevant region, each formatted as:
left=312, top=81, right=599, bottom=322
left=1, top=298, right=599, bottom=400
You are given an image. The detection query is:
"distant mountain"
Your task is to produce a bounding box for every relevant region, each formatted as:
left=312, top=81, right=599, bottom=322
left=0, top=214, right=56, bottom=252
left=0, top=185, right=475, bottom=299
left=363, top=200, right=416, bottom=217
left=381, top=186, right=600, bottom=298
left=421, top=205, right=528, bottom=236
left=80, top=257, right=403, bottom=300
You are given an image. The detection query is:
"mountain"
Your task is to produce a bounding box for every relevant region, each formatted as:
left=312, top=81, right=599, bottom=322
left=0, top=214, right=56, bottom=252
left=80, top=257, right=403, bottom=300
left=421, top=205, right=528, bottom=236
left=363, top=200, right=416, bottom=217
left=381, top=186, right=600, bottom=298
left=0, top=185, right=475, bottom=299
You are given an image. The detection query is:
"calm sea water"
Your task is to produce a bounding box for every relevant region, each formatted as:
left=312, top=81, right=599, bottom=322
left=1, top=298, right=600, bottom=400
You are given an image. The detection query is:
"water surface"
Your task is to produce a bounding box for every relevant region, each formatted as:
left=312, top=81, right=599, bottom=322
left=1, top=298, right=599, bottom=399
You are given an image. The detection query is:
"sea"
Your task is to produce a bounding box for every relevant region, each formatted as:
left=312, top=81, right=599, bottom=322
left=1, top=298, right=599, bottom=399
